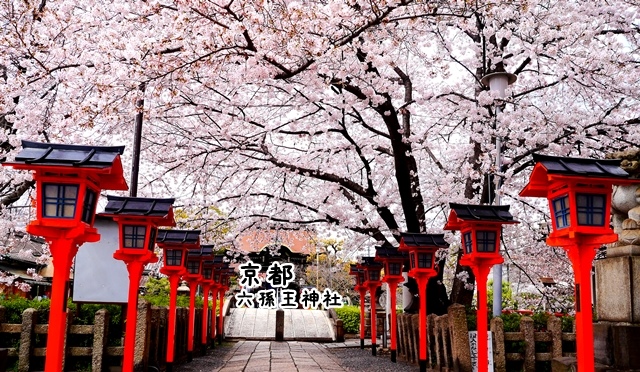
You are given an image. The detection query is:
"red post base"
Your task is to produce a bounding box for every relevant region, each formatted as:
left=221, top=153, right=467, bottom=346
left=122, top=261, right=144, bottom=372
left=165, top=275, right=180, bottom=365
left=566, top=244, right=597, bottom=372
left=44, top=239, right=77, bottom=372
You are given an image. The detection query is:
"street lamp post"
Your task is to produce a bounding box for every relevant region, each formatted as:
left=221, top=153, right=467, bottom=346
left=100, top=196, right=175, bottom=372
left=398, top=233, right=449, bottom=372
left=444, top=203, right=518, bottom=372
left=481, top=69, right=517, bottom=317
left=157, top=229, right=201, bottom=372
left=348, top=264, right=368, bottom=350
left=359, top=257, right=383, bottom=356
left=3, top=141, right=128, bottom=372
left=519, top=154, right=637, bottom=372
left=375, top=245, right=407, bottom=363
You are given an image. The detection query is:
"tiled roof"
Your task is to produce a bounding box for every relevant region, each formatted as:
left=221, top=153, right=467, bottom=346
left=532, top=154, right=628, bottom=178
left=448, top=203, right=516, bottom=223
left=14, top=140, right=125, bottom=168
left=156, top=229, right=200, bottom=245
left=374, top=245, right=407, bottom=260
left=399, top=232, right=449, bottom=248
left=102, top=195, right=174, bottom=217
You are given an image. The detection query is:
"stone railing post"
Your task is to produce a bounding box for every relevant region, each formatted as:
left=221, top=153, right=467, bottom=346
left=490, top=317, right=506, bottom=372
left=18, top=308, right=36, bottom=372
left=411, top=313, right=420, bottom=363
left=548, top=316, right=563, bottom=359
left=92, top=309, right=110, bottom=372
left=520, top=316, right=535, bottom=372
left=134, top=300, right=151, bottom=371
left=448, top=303, right=471, bottom=372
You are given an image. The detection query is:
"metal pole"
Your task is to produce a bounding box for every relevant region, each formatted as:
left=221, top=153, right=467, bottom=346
left=130, top=83, right=146, bottom=197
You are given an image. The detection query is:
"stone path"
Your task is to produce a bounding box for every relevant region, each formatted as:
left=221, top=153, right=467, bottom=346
left=225, top=309, right=334, bottom=341
left=177, top=340, right=349, bottom=372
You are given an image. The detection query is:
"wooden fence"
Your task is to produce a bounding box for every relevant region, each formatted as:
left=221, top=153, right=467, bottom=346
left=0, top=301, right=212, bottom=371
left=395, top=304, right=577, bottom=372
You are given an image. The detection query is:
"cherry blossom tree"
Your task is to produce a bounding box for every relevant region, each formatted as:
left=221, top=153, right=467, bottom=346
left=1, top=0, right=639, bottom=307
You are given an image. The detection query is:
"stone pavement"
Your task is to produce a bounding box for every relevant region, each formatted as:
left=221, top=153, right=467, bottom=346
left=177, top=340, right=353, bottom=371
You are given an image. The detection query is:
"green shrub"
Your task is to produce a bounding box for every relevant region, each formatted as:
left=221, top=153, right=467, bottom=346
left=0, top=295, right=51, bottom=323
left=335, top=305, right=360, bottom=334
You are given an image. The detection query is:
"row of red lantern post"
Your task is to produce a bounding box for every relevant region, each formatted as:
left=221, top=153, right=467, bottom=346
left=349, top=154, right=639, bottom=372
left=3, top=141, right=235, bottom=372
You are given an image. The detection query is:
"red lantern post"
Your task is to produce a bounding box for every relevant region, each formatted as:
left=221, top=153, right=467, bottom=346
left=199, top=246, right=215, bottom=352
left=519, top=154, right=636, bottom=372
left=349, top=264, right=368, bottom=350
left=375, top=245, right=408, bottom=363
left=183, top=247, right=206, bottom=361
left=3, top=141, right=128, bottom=372
left=100, top=196, right=175, bottom=372
left=444, top=204, right=518, bottom=372
left=359, top=257, right=383, bottom=356
left=398, top=233, right=449, bottom=372
left=157, top=229, right=200, bottom=372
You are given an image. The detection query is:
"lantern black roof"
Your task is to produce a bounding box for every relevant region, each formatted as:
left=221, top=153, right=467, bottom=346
left=361, top=256, right=383, bottom=267
left=399, top=233, right=449, bottom=248
left=448, top=203, right=516, bottom=223
left=14, top=140, right=125, bottom=168
left=375, top=245, right=408, bottom=260
left=187, top=248, right=202, bottom=258
left=102, top=195, right=175, bottom=217
left=200, top=244, right=215, bottom=256
left=156, top=229, right=200, bottom=244
left=532, top=154, right=629, bottom=178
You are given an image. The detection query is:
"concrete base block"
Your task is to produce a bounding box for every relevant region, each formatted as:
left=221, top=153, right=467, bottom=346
left=595, top=255, right=640, bottom=322
left=612, top=323, right=640, bottom=369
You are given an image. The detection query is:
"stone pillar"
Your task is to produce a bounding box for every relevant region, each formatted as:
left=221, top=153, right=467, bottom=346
left=275, top=309, right=284, bottom=341
left=448, top=304, right=471, bottom=372
left=92, top=309, right=109, bottom=372
left=18, top=308, right=36, bottom=372
left=134, top=300, right=151, bottom=371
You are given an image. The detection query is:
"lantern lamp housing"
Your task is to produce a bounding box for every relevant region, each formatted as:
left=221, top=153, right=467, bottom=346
left=359, top=256, right=383, bottom=285
left=519, top=154, right=635, bottom=246
left=185, top=249, right=203, bottom=275
left=157, top=229, right=201, bottom=276
left=100, top=195, right=176, bottom=259
left=444, top=203, right=518, bottom=267
left=374, top=245, right=407, bottom=280
left=398, top=233, right=449, bottom=278
left=3, top=141, right=128, bottom=241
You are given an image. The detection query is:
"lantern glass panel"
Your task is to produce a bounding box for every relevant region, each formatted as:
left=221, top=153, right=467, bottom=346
left=388, top=262, right=402, bottom=276
left=43, top=183, right=78, bottom=218
left=463, top=232, right=473, bottom=254
left=203, top=268, right=212, bottom=280
left=123, top=225, right=147, bottom=248
left=417, top=252, right=433, bottom=268
left=81, top=188, right=97, bottom=224
left=214, top=273, right=221, bottom=282
left=187, top=259, right=200, bottom=274
left=410, top=253, right=416, bottom=269
left=576, top=193, right=606, bottom=226
left=553, top=195, right=571, bottom=229
left=147, top=228, right=157, bottom=252
left=476, top=231, right=497, bottom=252
left=165, top=249, right=183, bottom=266
left=357, top=273, right=365, bottom=284
left=368, top=269, right=380, bottom=282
